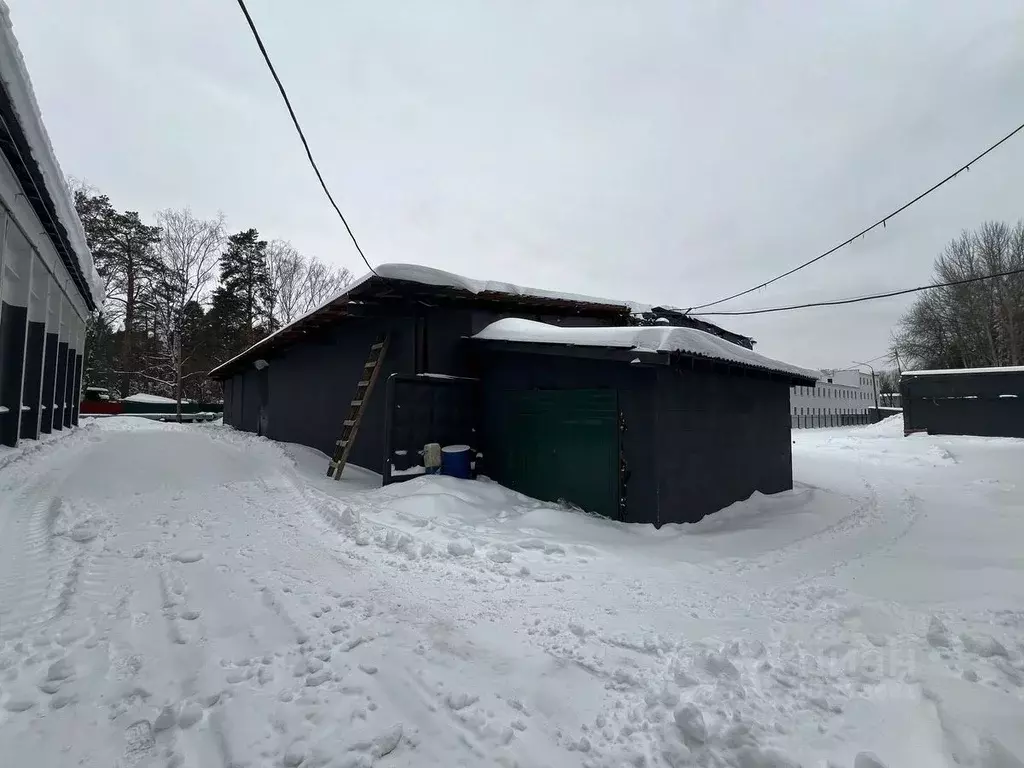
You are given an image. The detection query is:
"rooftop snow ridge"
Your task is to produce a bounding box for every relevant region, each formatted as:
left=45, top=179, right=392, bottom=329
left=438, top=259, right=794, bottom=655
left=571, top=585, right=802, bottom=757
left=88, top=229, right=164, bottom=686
left=473, top=317, right=816, bottom=380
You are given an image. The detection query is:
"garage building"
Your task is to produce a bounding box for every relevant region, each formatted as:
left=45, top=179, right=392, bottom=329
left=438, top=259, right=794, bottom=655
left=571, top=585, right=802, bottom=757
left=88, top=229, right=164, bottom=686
left=210, top=265, right=815, bottom=524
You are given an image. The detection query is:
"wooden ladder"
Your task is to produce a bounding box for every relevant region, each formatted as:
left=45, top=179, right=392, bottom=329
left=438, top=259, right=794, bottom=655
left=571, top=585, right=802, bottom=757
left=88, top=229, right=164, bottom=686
left=327, top=333, right=389, bottom=479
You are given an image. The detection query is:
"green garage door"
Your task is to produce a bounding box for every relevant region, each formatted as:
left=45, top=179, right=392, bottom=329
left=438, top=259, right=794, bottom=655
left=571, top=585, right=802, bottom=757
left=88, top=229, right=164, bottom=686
left=494, top=389, right=619, bottom=518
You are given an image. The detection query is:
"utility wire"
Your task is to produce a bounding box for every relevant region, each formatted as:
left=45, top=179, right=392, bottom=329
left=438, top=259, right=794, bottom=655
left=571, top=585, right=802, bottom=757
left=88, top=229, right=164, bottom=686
left=691, top=265, right=1024, bottom=316
left=234, top=0, right=376, bottom=276
left=688, top=120, right=1024, bottom=312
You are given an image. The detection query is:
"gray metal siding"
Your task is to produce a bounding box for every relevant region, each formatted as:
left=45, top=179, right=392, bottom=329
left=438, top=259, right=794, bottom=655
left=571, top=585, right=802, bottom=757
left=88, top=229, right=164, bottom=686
left=656, top=365, right=793, bottom=524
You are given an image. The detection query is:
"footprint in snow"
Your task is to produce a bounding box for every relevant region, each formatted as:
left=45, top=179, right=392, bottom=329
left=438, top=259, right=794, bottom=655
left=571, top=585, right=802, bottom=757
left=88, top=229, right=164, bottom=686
left=69, top=523, right=98, bottom=543
left=171, top=550, right=204, bottom=564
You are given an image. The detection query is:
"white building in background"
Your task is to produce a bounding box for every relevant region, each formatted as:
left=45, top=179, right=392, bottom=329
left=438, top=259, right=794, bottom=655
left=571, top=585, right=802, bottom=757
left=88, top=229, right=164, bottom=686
left=790, top=368, right=877, bottom=424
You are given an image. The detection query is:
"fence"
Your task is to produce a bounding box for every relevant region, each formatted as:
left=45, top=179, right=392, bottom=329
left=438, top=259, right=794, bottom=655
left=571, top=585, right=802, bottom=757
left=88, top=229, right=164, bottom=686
left=790, top=411, right=872, bottom=430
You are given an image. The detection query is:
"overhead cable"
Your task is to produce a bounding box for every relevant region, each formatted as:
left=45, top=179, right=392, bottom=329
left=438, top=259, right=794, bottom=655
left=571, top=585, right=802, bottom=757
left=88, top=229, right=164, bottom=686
left=234, top=0, right=376, bottom=276
left=688, top=120, right=1024, bottom=312
left=691, top=265, right=1024, bottom=316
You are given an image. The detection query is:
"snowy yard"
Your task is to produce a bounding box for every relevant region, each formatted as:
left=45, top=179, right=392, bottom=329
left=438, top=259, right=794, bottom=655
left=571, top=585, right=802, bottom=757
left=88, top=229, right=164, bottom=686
left=0, top=418, right=1022, bottom=767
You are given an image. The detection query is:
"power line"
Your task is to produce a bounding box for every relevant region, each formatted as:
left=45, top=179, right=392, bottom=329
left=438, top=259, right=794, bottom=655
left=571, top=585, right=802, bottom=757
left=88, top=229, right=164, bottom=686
left=234, top=0, right=376, bottom=276
left=691, top=265, right=1024, bottom=316
left=688, top=119, right=1024, bottom=312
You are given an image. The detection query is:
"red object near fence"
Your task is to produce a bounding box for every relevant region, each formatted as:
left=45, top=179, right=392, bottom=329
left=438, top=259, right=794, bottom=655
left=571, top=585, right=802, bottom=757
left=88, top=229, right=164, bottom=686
left=80, top=399, right=123, bottom=415
left=80, top=386, right=123, bottom=416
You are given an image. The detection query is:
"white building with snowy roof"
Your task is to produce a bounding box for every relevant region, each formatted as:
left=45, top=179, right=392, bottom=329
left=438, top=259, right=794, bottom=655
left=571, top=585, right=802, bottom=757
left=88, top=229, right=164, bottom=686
left=789, top=367, right=878, bottom=428
left=0, top=5, right=101, bottom=448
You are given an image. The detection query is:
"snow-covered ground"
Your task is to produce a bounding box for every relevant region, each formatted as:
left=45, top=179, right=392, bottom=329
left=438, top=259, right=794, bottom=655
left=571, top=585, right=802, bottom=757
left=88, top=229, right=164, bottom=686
left=1, top=417, right=1022, bottom=767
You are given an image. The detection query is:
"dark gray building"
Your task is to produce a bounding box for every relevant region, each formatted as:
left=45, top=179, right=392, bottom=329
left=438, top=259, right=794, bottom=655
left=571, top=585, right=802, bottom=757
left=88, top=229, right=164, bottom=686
left=210, top=266, right=815, bottom=525
left=901, top=366, right=1024, bottom=438
left=0, top=19, right=101, bottom=448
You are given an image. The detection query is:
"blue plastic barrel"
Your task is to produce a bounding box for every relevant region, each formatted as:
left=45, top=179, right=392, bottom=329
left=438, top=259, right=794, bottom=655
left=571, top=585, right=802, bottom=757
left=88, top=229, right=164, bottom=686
left=440, top=444, right=472, bottom=479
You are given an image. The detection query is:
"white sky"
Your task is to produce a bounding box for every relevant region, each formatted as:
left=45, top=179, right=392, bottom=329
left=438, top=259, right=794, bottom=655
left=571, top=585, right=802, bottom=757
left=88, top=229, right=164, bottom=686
left=11, top=0, right=1024, bottom=368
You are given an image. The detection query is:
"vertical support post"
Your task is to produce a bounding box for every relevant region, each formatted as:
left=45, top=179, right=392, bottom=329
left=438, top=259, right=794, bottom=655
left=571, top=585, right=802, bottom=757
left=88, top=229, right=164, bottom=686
left=39, top=273, right=60, bottom=435
left=53, top=290, right=70, bottom=430
left=0, top=215, right=32, bottom=448
left=20, top=251, right=47, bottom=440
left=64, top=312, right=81, bottom=428
left=72, top=315, right=84, bottom=426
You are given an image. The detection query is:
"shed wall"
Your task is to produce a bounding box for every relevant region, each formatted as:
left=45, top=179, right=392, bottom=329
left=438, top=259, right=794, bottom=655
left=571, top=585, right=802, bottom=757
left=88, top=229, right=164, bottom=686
left=656, top=365, right=793, bottom=524
left=226, top=374, right=243, bottom=428
left=251, top=316, right=415, bottom=473
left=476, top=350, right=657, bottom=523
left=239, top=368, right=259, bottom=434
left=221, top=378, right=233, bottom=426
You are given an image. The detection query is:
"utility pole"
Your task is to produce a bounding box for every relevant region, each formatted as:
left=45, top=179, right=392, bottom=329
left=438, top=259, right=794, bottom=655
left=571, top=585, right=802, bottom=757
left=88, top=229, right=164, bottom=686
left=892, top=347, right=903, bottom=374
left=853, top=360, right=880, bottom=412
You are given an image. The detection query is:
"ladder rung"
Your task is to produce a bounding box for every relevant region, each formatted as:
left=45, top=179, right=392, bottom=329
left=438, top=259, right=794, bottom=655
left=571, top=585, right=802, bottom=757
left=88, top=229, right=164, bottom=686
left=329, top=334, right=387, bottom=479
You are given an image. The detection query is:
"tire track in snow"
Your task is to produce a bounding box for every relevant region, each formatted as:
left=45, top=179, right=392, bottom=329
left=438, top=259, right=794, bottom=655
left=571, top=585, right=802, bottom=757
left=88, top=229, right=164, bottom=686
left=0, top=495, right=80, bottom=641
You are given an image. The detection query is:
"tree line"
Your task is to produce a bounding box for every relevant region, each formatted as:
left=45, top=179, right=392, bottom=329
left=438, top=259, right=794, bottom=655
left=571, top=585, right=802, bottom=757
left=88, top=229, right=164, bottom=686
left=75, top=186, right=352, bottom=406
left=893, top=220, right=1024, bottom=371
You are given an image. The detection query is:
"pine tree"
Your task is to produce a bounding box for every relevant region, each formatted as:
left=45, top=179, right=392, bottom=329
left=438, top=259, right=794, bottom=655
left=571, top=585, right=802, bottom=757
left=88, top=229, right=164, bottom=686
left=213, top=229, right=274, bottom=356
left=83, top=312, right=117, bottom=391
left=73, top=190, right=163, bottom=396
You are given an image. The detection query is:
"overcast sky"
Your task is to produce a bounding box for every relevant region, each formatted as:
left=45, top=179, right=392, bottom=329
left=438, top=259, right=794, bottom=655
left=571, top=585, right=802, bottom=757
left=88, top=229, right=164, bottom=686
left=11, top=0, right=1024, bottom=368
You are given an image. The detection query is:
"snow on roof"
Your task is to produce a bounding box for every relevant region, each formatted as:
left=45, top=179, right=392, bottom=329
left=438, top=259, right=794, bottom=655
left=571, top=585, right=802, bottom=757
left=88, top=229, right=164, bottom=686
left=902, top=365, right=1024, bottom=377
left=373, top=263, right=646, bottom=311
left=0, top=3, right=103, bottom=307
left=123, top=393, right=177, bottom=404
left=473, top=318, right=817, bottom=380
left=210, top=264, right=667, bottom=377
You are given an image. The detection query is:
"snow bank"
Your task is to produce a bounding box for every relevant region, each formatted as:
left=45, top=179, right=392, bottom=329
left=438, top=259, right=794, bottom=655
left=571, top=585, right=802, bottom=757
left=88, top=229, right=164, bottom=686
left=474, top=317, right=817, bottom=379
left=0, top=3, right=103, bottom=306
left=7, top=399, right=1024, bottom=768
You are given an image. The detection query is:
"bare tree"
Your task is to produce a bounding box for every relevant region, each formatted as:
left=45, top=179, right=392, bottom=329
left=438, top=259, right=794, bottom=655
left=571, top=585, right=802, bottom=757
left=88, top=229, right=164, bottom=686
left=302, top=259, right=352, bottom=315
left=876, top=369, right=899, bottom=395
left=144, top=209, right=225, bottom=419
left=266, top=241, right=353, bottom=325
left=266, top=240, right=305, bottom=325
left=895, top=221, right=1024, bottom=370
